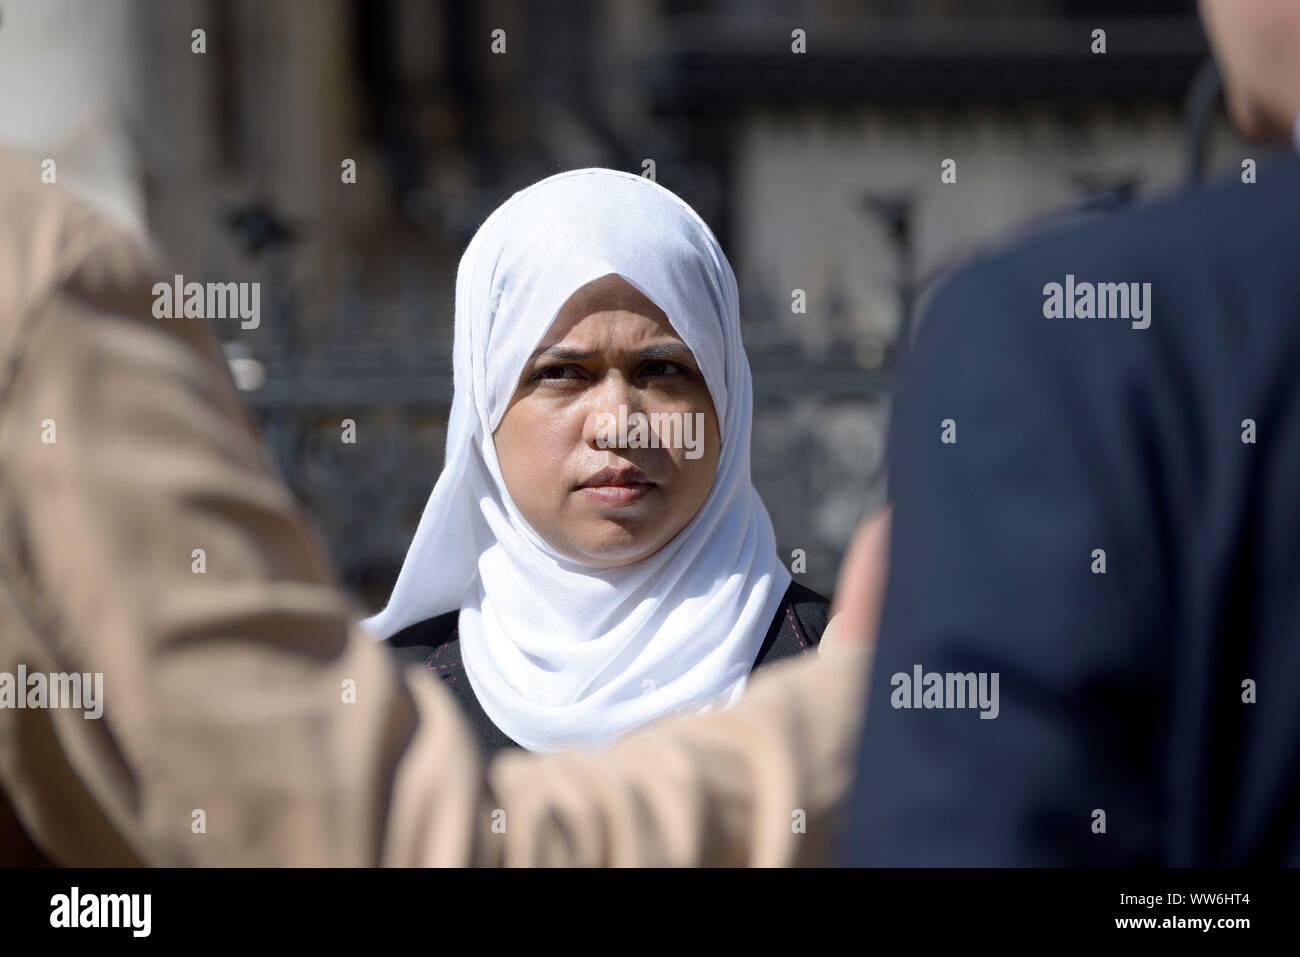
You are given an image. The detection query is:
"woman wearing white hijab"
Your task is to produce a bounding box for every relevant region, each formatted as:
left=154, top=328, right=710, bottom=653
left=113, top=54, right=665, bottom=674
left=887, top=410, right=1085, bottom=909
left=363, top=168, right=834, bottom=755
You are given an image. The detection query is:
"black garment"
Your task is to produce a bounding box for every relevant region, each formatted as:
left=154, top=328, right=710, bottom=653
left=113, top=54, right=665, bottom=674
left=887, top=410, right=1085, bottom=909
left=386, top=581, right=829, bottom=760
left=846, top=150, right=1300, bottom=866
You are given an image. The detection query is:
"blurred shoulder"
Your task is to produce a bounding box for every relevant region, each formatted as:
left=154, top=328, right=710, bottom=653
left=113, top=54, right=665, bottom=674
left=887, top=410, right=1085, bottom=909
left=908, top=150, right=1300, bottom=396
left=0, top=146, right=175, bottom=404
left=930, top=149, right=1300, bottom=309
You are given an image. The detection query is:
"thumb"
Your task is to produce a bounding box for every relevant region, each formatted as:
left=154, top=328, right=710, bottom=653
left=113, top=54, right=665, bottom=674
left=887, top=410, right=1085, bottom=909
left=828, top=506, right=892, bottom=646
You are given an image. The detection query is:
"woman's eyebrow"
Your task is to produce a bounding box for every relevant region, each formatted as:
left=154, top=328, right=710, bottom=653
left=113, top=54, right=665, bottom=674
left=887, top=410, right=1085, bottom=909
left=529, top=345, right=594, bottom=361
left=527, top=343, right=696, bottom=363
left=629, top=344, right=696, bottom=364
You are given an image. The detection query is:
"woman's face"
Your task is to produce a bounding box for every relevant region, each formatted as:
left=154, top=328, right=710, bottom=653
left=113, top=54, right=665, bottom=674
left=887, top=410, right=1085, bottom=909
left=493, top=273, right=722, bottom=568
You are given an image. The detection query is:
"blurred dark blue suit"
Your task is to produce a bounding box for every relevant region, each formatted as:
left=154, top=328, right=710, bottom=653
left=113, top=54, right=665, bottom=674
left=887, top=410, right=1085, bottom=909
left=846, top=151, right=1300, bottom=866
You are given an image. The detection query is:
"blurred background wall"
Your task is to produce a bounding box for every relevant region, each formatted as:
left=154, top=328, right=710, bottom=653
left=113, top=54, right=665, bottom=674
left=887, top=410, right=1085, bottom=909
left=0, top=0, right=1246, bottom=604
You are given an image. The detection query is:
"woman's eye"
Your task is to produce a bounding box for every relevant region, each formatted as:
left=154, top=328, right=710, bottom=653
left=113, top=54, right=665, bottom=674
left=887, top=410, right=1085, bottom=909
left=643, top=361, right=685, bottom=377
left=532, top=364, right=581, bottom=382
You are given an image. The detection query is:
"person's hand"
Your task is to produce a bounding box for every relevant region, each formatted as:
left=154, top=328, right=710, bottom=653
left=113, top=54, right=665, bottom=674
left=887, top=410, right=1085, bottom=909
left=825, top=506, right=892, bottom=648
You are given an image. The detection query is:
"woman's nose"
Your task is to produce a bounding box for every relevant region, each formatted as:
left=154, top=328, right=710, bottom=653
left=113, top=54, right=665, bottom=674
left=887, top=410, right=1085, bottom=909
left=583, top=373, right=643, bottom=449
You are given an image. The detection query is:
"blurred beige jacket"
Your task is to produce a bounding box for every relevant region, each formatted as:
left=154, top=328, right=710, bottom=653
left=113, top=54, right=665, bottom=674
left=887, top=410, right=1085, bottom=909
left=0, top=148, right=871, bottom=867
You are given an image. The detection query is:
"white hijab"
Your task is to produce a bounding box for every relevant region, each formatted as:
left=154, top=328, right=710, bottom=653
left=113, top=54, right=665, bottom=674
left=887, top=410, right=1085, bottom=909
left=361, top=168, right=791, bottom=752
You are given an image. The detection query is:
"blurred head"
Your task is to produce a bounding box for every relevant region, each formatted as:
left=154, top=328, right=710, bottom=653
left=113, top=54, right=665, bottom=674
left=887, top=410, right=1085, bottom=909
left=1200, top=0, right=1300, bottom=141
left=492, top=273, right=722, bottom=569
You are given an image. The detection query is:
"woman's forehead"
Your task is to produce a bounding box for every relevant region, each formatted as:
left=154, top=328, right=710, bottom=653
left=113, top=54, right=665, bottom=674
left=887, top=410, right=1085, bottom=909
left=542, top=309, right=684, bottom=348
left=540, top=274, right=686, bottom=348
left=555, top=272, right=664, bottom=318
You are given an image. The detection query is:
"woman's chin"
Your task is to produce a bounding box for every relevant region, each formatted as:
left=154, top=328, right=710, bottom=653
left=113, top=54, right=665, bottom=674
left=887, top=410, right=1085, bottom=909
left=561, top=524, right=671, bottom=569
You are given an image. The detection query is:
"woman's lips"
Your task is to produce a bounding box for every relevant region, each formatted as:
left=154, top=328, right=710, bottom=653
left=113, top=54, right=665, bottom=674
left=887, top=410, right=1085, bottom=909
left=578, top=482, right=655, bottom=507
left=576, top=465, right=656, bottom=507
